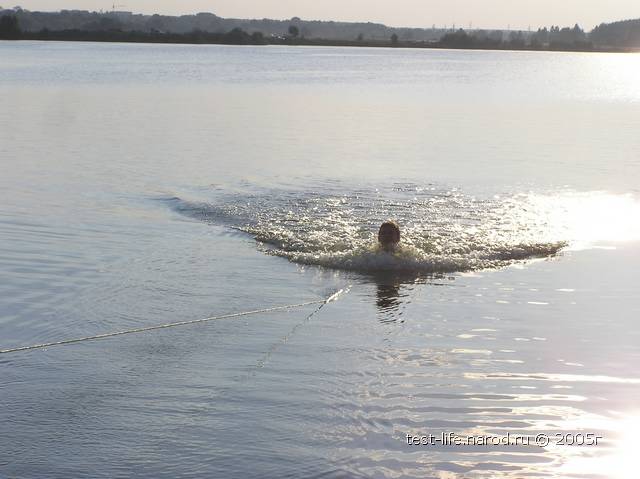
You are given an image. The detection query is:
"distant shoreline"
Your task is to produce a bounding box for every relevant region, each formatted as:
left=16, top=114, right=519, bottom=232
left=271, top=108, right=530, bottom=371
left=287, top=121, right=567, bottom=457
left=4, top=31, right=637, bottom=54
left=2, top=9, right=640, bottom=53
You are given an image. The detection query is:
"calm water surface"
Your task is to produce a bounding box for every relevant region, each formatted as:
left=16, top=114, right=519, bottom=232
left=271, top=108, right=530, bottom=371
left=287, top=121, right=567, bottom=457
left=1, top=41, right=640, bottom=478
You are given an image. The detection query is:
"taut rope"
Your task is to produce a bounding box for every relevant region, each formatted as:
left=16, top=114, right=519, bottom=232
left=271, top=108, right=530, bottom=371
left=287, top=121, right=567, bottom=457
left=0, top=289, right=346, bottom=355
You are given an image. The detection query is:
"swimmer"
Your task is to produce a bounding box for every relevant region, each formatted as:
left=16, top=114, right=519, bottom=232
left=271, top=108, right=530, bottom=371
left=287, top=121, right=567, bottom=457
left=378, top=221, right=400, bottom=252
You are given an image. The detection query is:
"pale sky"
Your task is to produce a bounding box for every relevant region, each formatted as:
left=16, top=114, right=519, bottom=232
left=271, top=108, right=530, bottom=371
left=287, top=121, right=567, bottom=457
left=9, top=0, right=640, bottom=30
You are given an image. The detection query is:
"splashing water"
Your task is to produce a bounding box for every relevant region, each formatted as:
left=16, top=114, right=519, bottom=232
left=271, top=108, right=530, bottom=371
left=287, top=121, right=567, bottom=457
left=163, top=184, right=640, bottom=274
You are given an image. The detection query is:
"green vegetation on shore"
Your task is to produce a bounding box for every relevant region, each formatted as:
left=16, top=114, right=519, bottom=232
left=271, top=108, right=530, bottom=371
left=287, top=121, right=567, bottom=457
left=591, top=18, right=640, bottom=48
left=1, top=9, right=639, bottom=52
left=5, top=25, right=268, bottom=45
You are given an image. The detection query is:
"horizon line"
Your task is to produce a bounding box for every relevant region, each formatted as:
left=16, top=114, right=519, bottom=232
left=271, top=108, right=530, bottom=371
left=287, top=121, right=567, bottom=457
left=2, top=6, right=629, bottom=33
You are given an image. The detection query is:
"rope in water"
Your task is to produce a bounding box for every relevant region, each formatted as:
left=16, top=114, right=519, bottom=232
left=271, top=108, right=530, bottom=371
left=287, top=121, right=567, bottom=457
left=0, top=289, right=346, bottom=355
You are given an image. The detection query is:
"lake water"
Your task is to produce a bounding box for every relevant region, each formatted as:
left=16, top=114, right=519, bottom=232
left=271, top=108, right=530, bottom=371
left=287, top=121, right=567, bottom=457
left=1, top=41, right=640, bottom=478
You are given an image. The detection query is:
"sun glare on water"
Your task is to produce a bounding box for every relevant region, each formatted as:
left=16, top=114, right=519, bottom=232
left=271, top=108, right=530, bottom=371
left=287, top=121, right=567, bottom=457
left=520, top=192, right=640, bottom=247
left=558, top=414, right=640, bottom=479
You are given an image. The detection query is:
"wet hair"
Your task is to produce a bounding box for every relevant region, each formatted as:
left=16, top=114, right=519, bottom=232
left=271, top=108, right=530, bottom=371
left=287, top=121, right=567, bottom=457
left=378, top=221, right=400, bottom=245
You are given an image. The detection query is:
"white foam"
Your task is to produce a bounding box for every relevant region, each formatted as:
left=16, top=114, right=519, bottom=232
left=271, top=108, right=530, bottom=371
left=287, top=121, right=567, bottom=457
left=270, top=242, right=564, bottom=274
left=166, top=185, right=619, bottom=274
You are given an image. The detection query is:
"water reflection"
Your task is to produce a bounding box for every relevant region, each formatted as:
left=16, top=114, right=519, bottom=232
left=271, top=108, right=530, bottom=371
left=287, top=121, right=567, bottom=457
left=371, top=273, right=453, bottom=323
left=375, top=282, right=402, bottom=315
left=369, top=273, right=413, bottom=322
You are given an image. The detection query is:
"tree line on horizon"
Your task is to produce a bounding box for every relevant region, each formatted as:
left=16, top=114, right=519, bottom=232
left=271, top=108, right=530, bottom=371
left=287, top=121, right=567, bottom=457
left=438, top=24, right=591, bottom=50
left=1, top=8, right=639, bottom=50
left=0, top=8, right=445, bottom=42
left=0, top=17, right=267, bottom=44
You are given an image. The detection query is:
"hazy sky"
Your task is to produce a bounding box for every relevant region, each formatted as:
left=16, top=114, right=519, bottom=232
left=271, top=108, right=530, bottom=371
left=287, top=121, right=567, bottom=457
left=10, top=0, right=640, bottom=30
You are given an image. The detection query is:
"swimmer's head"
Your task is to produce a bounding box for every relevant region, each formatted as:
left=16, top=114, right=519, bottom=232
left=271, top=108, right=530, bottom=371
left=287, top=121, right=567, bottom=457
left=378, top=221, right=400, bottom=251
